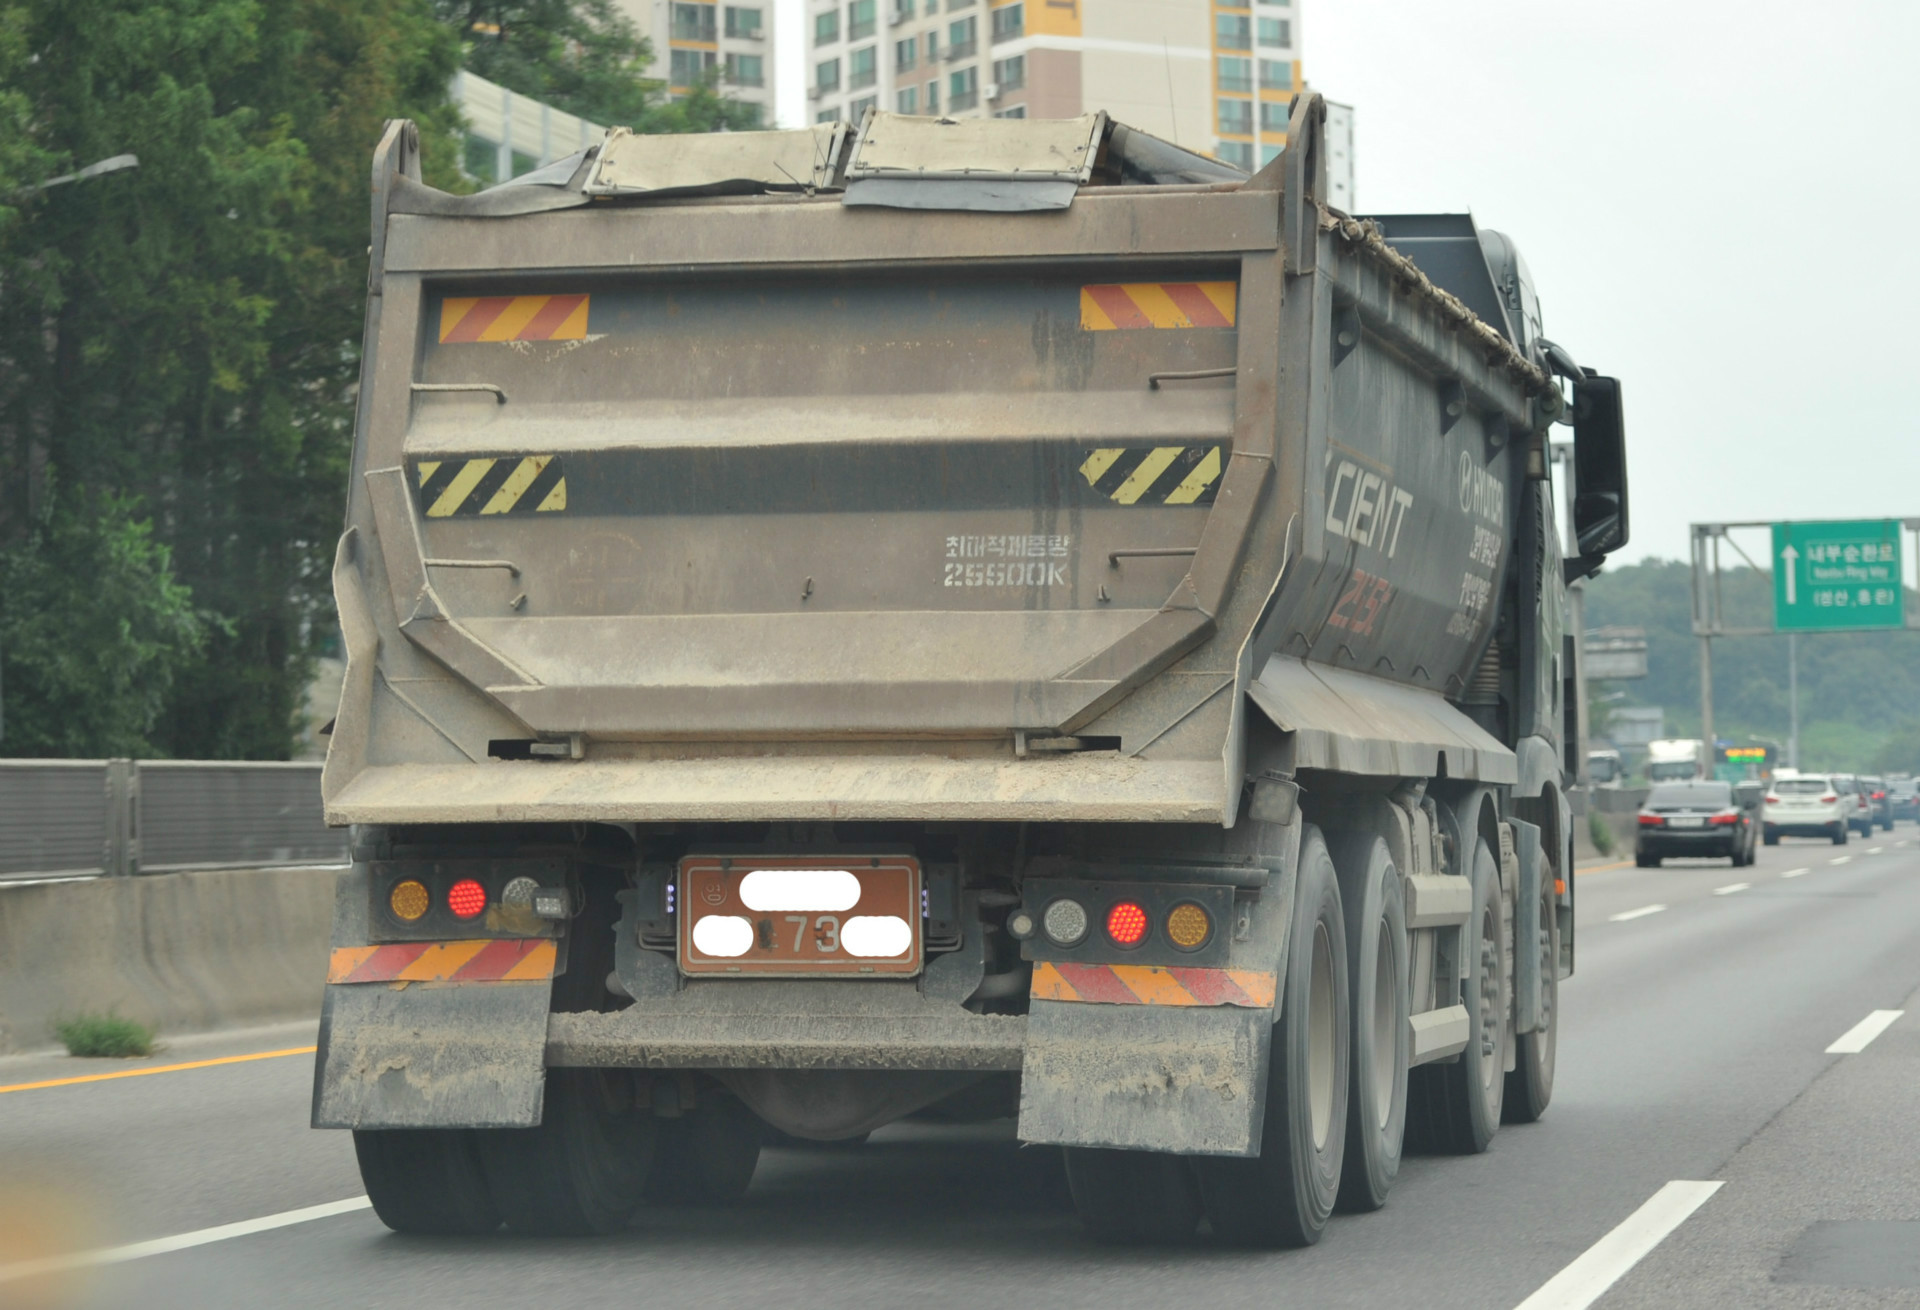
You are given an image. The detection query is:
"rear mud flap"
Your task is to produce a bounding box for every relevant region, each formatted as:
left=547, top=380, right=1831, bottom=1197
left=1017, top=1001, right=1271, bottom=1156
left=311, top=979, right=553, bottom=1129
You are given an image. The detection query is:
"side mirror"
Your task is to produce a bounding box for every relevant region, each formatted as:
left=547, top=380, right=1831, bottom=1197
left=1571, top=374, right=1629, bottom=559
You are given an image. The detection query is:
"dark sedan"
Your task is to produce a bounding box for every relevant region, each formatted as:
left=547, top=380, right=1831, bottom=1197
left=1636, top=780, right=1757, bottom=867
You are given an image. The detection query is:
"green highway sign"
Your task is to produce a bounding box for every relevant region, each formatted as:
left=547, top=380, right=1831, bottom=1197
left=1771, top=519, right=1905, bottom=631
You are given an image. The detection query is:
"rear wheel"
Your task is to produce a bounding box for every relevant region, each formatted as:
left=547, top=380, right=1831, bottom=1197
left=1328, top=833, right=1407, bottom=1214
left=1833, top=823, right=1849, bottom=845
left=1634, top=852, right=1659, bottom=868
left=1194, top=826, right=1349, bottom=1248
left=1064, top=1148, right=1205, bottom=1243
left=1503, top=879, right=1558, bottom=1124
left=477, top=1068, right=657, bottom=1235
left=1763, top=826, right=1779, bottom=846
left=353, top=1129, right=499, bottom=1235
left=1407, top=836, right=1507, bottom=1154
left=647, top=1092, right=763, bottom=1205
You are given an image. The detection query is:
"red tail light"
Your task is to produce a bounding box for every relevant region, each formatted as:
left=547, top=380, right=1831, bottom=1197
left=1638, top=814, right=1663, bottom=826
left=447, top=877, right=488, bottom=919
left=1820, top=794, right=1838, bottom=803
left=1709, top=811, right=1740, bottom=826
left=1873, top=791, right=1885, bottom=800
left=1105, top=901, right=1149, bottom=946
left=1765, top=795, right=1780, bottom=804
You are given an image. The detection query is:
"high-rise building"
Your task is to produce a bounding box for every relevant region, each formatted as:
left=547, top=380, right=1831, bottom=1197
left=613, top=0, right=781, bottom=127
left=802, top=0, right=1302, bottom=171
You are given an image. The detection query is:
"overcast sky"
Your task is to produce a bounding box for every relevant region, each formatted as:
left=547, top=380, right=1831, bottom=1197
left=777, top=2, right=1920, bottom=566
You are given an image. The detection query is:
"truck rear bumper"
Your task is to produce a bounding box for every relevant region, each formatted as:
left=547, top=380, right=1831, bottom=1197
left=546, top=1007, right=1026, bottom=1072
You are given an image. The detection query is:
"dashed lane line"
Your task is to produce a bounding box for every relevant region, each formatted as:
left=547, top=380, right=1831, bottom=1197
left=1712, top=883, right=1750, bottom=896
left=1609, top=904, right=1667, bottom=922
left=1513, top=1180, right=1724, bottom=1310
left=1830, top=856, right=1851, bottom=865
left=0, top=1197, right=371, bottom=1286
left=1826, top=1010, right=1905, bottom=1055
left=0, top=1046, right=316, bottom=1095
left=1779, top=868, right=1810, bottom=879
left=1868, top=846, right=1884, bottom=854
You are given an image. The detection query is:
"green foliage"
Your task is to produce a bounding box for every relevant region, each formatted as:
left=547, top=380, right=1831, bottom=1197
left=55, top=1011, right=156, bottom=1058
left=1587, top=811, right=1615, bottom=857
left=1583, top=559, right=1920, bottom=770
left=0, top=0, right=464, bottom=758
left=438, top=0, right=761, bottom=131
left=1871, top=723, right=1920, bottom=776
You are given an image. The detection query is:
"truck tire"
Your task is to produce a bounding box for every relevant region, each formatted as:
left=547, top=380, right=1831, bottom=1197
left=647, top=1093, right=763, bottom=1204
left=353, top=1129, right=499, bottom=1235
left=1407, top=837, right=1507, bottom=1153
left=477, top=1068, right=657, bottom=1235
left=1503, top=879, right=1558, bottom=1124
left=1194, top=826, right=1349, bottom=1247
left=1063, top=1148, right=1205, bottom=1242
left=1328, top=833, right=1407, bottom=1213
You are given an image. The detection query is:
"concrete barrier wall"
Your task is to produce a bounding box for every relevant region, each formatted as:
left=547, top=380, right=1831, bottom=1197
left=0, top=866, right=342, bottom=1054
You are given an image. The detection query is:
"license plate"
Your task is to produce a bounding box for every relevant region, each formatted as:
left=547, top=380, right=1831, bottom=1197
left=678, top=855, right=922, bottom=976
left=1668, top=816, right=1705, bottom=828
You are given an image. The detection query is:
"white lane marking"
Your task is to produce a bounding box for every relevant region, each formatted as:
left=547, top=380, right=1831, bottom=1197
left=1868, top=846, right=1884, bottom=855
left=1826, top=1010, right=1905, bottom=1055
left=1712, top=882, right=1751, bottom=896
left=1609, top=904, right=1667, bottom=922
left=1513, top=1180, right=1724, bottom=1310
left=1779, top=867, right=1809, bottom=879
left=0, top=1197, right=371, bottom=1286
left=1830, top=856, right=1851, bottom=865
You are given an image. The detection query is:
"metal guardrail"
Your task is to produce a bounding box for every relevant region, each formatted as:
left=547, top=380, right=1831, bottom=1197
left=0, top=760, right=346, bottom=882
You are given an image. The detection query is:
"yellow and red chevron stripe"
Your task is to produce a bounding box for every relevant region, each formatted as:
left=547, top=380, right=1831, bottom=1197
left=1080, top=282, right=1237, bottom=331
left=439, top=294, right=590, bottom=343
left=327, top=939, right=557, bottom=985
left=1031, top=961, right=1276, bottom=1008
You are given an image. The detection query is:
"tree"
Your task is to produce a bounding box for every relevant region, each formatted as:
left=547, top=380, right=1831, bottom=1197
left=0, top=0, right=465, bottom=758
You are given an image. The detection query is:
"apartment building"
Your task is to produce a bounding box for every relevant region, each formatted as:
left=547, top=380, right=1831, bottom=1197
left=804, top=0, right=1302, bottom=171
left=615, top=0, right=780, bottom=126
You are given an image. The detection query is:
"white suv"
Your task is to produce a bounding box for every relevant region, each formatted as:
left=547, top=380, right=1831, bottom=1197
left=1764, top=772, right=1851, bottom=845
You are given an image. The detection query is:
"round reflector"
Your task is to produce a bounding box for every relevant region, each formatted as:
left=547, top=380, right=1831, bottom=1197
left=1106, top=901, right=1149, bottom=947
left=1165, top=902, right=1212, bottom=950
left=500, top=875, right=539, bottom=908
left=447, top=877, right=487, bottom=919
left=1041, top=898, right=1089, bottom=946
left=388, top=879, right=429, bottom=922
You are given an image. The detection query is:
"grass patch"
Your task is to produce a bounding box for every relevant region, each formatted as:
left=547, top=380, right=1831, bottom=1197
left=1589, top=811, right=1617, bottom=857
left=54, top=1013, right=155, bottom=1058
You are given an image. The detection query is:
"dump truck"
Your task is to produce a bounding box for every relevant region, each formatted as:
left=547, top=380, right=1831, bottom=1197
left=314, top=99, right=1631, bottom=1244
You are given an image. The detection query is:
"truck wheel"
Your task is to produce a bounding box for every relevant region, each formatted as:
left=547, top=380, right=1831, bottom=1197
left=1407, top=837, right=1507, bottom=1154
left=1063, top=1148, right=1204, bottom=1243
left=1328, top=833, right=1407, bottom=1214
left=1194, top=826, right=1349, bottom=1247
left=478, top=1068, right=656, bottom=1235
left=353, top=1129, right=499, bottom=1235
left=647, top=1093, right=763, bottom=1204
left=1503, top=880, right=1558, bottom=1124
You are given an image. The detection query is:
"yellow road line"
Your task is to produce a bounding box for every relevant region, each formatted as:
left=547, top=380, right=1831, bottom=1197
left=0, top=1045, right=315, bottom=1095
left=1576, top=859, right=1634, bottom=876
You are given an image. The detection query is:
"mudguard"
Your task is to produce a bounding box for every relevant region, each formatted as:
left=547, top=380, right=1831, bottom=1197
left=1507, top=816, right=1545, bottom=1035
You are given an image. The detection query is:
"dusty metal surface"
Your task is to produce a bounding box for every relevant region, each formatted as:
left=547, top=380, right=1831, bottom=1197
left=546, top=1008, right=1025, bottom=1071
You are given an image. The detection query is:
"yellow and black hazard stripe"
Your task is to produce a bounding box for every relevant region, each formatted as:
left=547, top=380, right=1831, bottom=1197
left=413, top=456, right=567, bottom=518
left=1079, top=445, right=1224, bottom=506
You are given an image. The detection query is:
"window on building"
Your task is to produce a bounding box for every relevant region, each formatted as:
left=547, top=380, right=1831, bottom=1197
left=1258, top=0, right=1291, bottom=7
left=724, top=5, right=763, bottom=37
left=816, top=57, right=841, bottom=90
left=1257, top=17, right=1291, bottom=47
left=1217, top=141, right=1253, bottom=170
left=725, top=52, right=764, bottom=85
left=948, top=0, right=976, bottom=8
left=1214, top=14, right=1251, bottom=49
left=925, top=30, right=939, bottom=59
left=671, top=48, right=717, bottom=85
left=671, top=2, right=717, bottom=40
left=817, top=106, right=841, bottom=123
left=848, top=0, right=876, bottom=40
left=849, top=44, right=878, bottom=88
left=1216, top=56, right=1252, bottom=93
left=947, top=16, right=977, bottom=57
left=1217, top=0, right=1248, bottom=7
left=1260, top=143, right=1284, bottom=167
left=993, top=105, right=1027, bottom=118
left=992, top=54, right=1025, bottom=89
left=1259, top=100, right=1290, bottom=133
left=851, top=94, right=878, bottom=120
left=896, top=36, right=918, bottom=69
left=891, top=0, right=914, bottom=21
left=991, top=3, right=1023, bottom=41
left=1217, top=97, right=1252, bottom=135
left=896, top=85, right=919, bottom=112
left=1258, top=59, right=1292, bottom=91
left=949, top=64, right=979, bottom=109
left=924, top=0, right=936, bottom=13
left=815, top=10, right=839, bottom=45
left=926, top=77, right=939, bottom=110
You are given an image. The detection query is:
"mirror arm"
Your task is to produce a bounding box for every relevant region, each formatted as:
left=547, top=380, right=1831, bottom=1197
left=1537, top=338, right=1587, bottom=383
left=1564, top=554, right=1606, bottom=585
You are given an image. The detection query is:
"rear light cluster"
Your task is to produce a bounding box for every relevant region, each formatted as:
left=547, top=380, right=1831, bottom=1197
left=371, top=861, right=572, bottom=941
left=1009, top=879, right=1235, bottom=966
left=1708, top=811, right=1741, bottom=826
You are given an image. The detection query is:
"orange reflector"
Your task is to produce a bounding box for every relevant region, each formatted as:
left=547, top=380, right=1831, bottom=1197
left=1165, top=902, right=1212, bottom=949
left=447, top=878, right=487, bottom=920
left=1106, top=901, right=1148, bottom=946
left=389, top=879, right=429, bottom=921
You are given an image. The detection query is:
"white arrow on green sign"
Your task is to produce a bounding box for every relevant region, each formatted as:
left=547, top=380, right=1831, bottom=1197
left=1771, top=519, right=1904, bottom=631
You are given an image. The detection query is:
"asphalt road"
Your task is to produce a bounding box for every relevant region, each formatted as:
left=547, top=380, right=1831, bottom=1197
left=5, top=830, right=1919, bottom=1309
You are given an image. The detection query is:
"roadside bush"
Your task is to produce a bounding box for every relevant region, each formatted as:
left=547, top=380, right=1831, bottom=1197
left=1588, top=811, right=1616, bottom=857
left=53, top=1013, right=155, bottom=1059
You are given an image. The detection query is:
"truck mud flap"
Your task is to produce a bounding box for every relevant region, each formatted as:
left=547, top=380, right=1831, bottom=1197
left=1017, top=1001, right=1271, bottom=1156
left=1507, top=817, right=1545, bottom=1035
